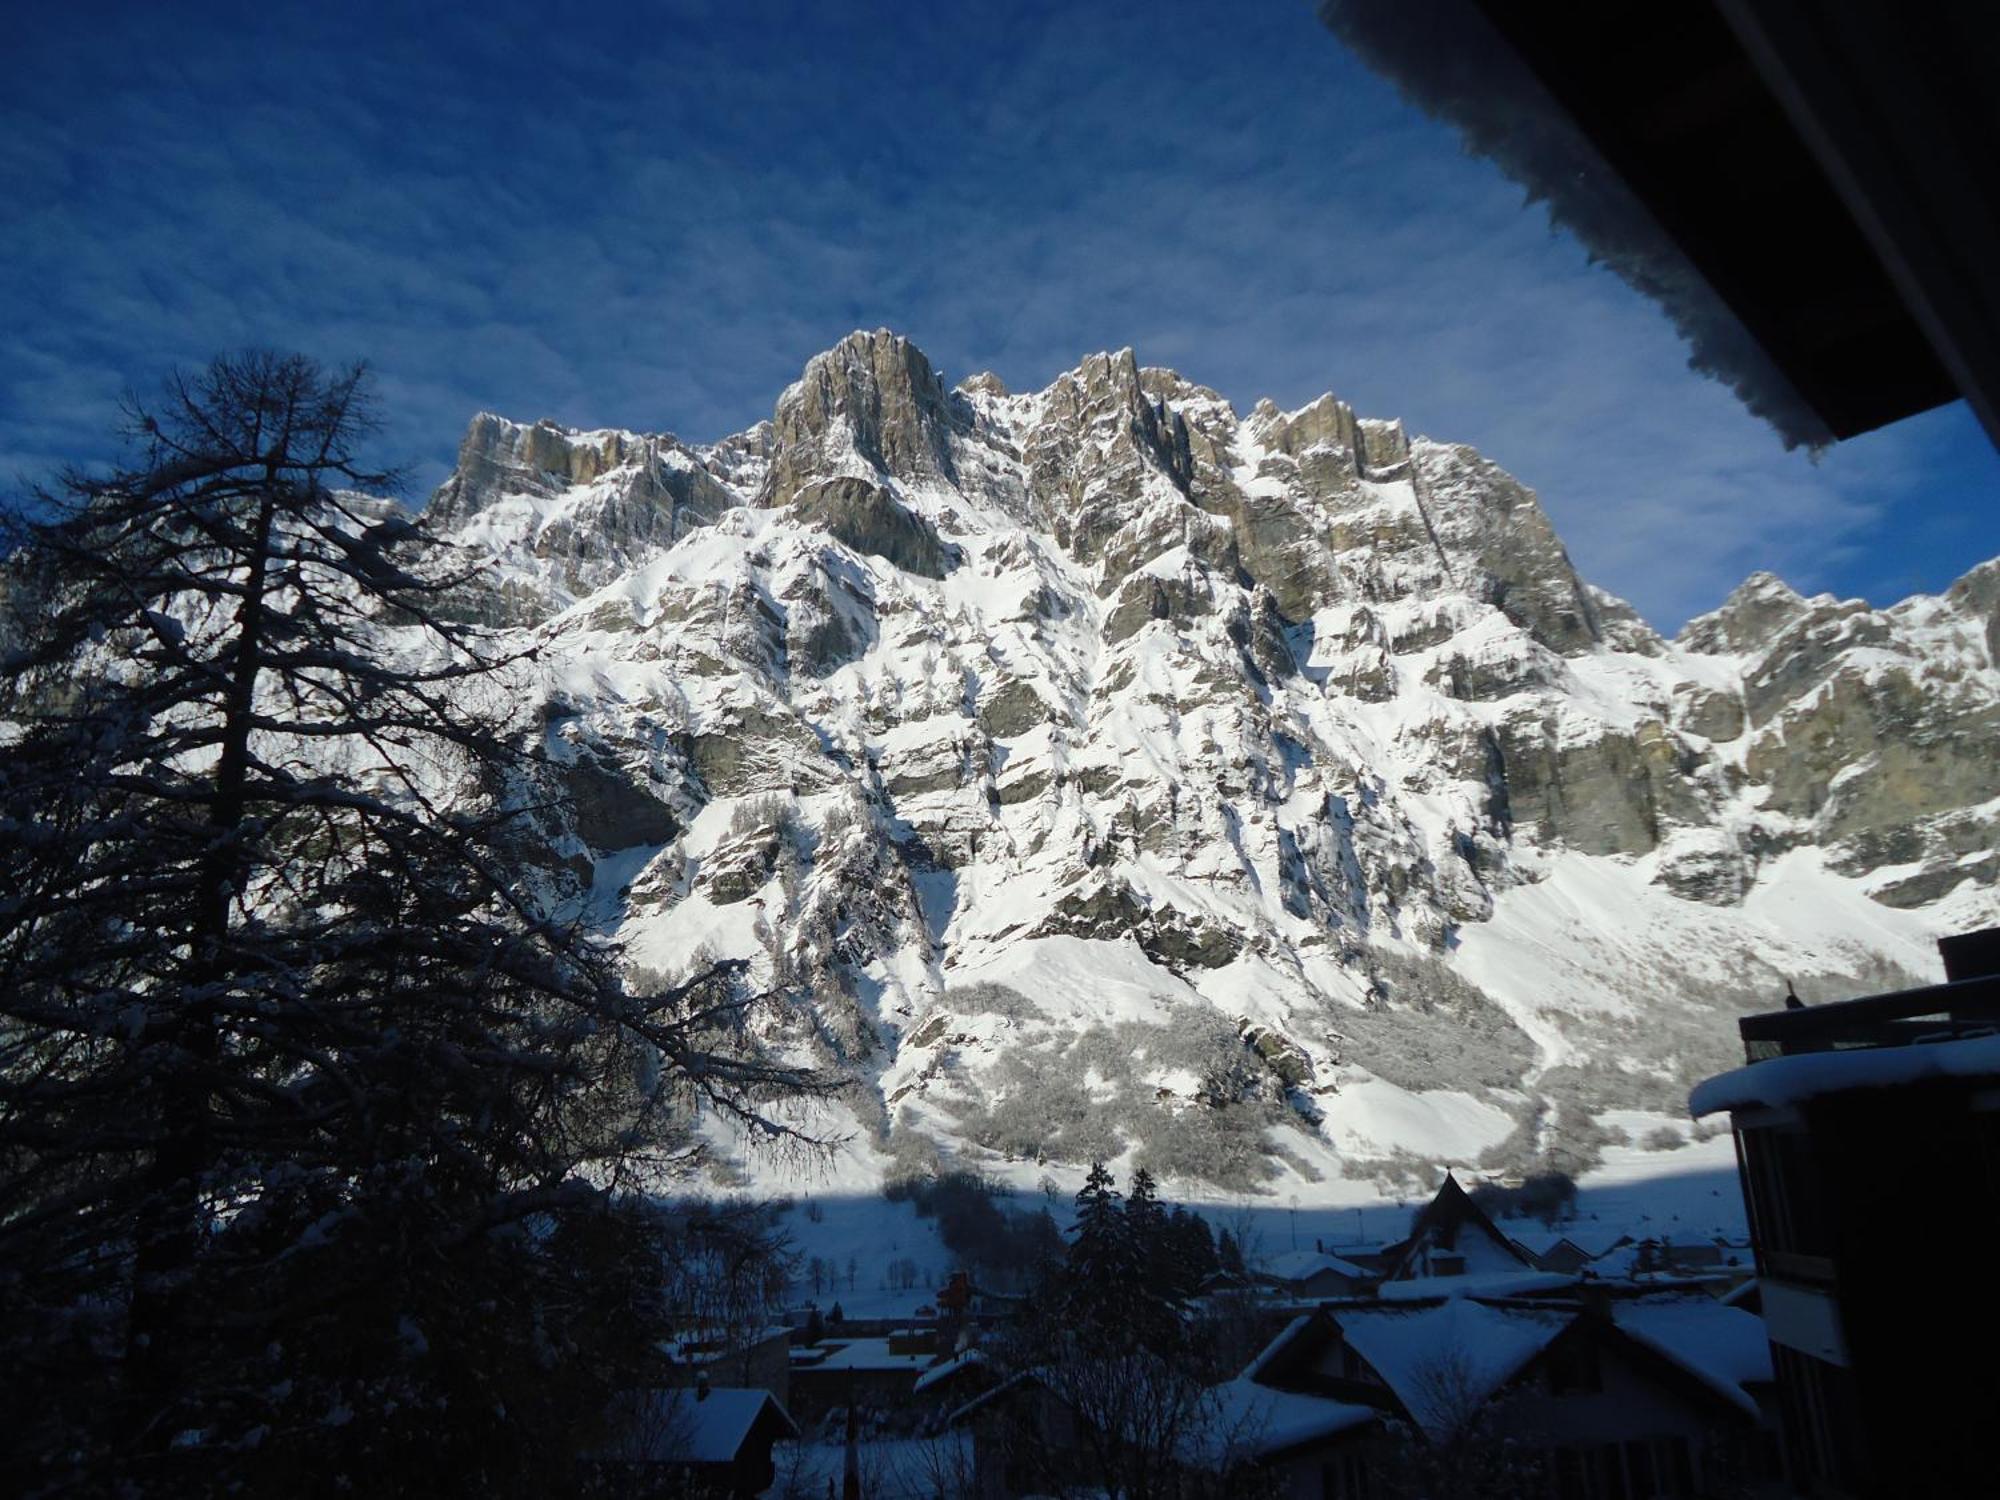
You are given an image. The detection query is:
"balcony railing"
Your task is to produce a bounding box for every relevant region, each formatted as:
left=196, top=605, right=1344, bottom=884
left=1737, top=973, right=2000, bottom=1062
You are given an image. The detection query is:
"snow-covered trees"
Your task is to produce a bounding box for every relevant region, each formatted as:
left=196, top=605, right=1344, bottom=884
left=0, top=355, right=819, bottom=1495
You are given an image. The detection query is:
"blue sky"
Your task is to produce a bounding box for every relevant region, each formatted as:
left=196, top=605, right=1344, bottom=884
left=5, top=0, right=1994, bottom=630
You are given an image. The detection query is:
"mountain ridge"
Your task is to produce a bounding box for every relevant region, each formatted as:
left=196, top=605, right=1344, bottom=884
left=426, top=328, right=2000, bottom=1195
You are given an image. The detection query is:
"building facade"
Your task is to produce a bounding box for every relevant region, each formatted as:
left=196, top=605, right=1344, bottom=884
left=1692, top=926, right=2000, bottom=1497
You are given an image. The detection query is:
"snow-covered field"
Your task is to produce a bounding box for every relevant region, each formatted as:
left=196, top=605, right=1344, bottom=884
left=754, top=1122, right=1747, bottom=1319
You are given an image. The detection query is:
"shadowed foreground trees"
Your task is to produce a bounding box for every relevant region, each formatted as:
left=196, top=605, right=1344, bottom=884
left=0, top=354, right=820, bottom=1496
left=977, top=1163, right=1266, bottom=1499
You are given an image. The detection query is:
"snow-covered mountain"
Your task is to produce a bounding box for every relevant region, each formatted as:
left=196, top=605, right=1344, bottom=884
left=430, top=329, right=2000, bottom=1196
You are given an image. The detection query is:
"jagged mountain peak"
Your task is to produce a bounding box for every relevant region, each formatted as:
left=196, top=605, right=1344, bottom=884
left=766, top=329, right=964, bottom=506
left=1677, top=569, right=1811, bottom=655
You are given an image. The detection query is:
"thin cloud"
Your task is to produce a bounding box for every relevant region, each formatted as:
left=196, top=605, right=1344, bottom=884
left=3, top=0, right=1992, bottom=629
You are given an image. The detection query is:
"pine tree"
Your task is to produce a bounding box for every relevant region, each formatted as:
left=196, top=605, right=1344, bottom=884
left=1125, top=1165, right=1165, bottom=1239
left=1060, top=1161, right=1140, bottom=1341
left=1122, top=1169, right=1192, bottom=1352
left=1217, top=1227, right=1247, bottom=1278
left=1161, top=1204, right=1218, bottom=1300
left=0, top=354, right=820, bottom=1495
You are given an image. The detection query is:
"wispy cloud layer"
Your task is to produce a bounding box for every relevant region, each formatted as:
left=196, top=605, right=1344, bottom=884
left=4, top=0, right=1993, bottom=628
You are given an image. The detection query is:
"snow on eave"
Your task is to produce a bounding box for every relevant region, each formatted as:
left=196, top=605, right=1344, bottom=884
left=1610, top=1300, right=1773, bottom=1418
left=1259, top=1250, right=1373, bottom=1283
left=944, top=1370, right=1035, bottom=1427
left=1316, top=0, right=1831, bottom=450
left=1189, top=1378, right=1378, bottom=1467
left=912, top=1348, right=989, bottom=1393
left=1377, top=1270, right=1579, bottom=1302
left=1240, top=1313, right=1318, bottom=1383
left=1690, top=1033, right=2000, bottom=1118
left=602, top=1387, right=798, bottom=1464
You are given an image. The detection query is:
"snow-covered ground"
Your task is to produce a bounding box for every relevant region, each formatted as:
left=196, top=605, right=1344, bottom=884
left=764, top=1126, right=1748, bottom=1311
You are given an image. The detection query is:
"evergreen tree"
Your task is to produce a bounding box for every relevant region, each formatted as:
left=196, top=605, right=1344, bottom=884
left=1217, top=1227, right=1247, bottom=1278
left=1060, top=1161, right=1140, bottom=1342
left=1125, top=1165, right=1165, bottom=1241
left=1128, top=1168, right=1184, bottom=1360
left=1161, top=1205, right=1219, bottom=1299
left=0, top=354, right=820, bottom=1496
left=1127, top=1169, right=1171, bottom=1289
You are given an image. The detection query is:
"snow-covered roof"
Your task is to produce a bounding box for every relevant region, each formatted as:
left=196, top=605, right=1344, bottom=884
left=797, top=1338, right=936, bottom=1373
left=1690, top=1034, right=2000, bottom=1117
left=1187, top=1378, right=1378, bottom=1466
left=1720, top=1279, right=1760, bottom=1309
left=1259, top=1249, right=1372, bottom=1283
left=1334, top=1300, right=1573, bottom=1437
left=1584, top=1243, right=1741, bottom=1283
left=1377, top=1270, right=1578, bottom=1302
left=658, top=1324, right=792, bottom=1363
left=1611, top=1297, right=1773, bottom=1417
left=1241, top=1314, right=1318, bottom=1383
left=603, top=1387, right=798, bottom=1464
left=1510, top=1226, right=1631, bottom=1259
left=912, top=1348, right=989, bottom=1393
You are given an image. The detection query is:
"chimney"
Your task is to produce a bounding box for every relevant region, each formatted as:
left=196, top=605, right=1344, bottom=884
left=1940, top=926, right=2000, bottom=983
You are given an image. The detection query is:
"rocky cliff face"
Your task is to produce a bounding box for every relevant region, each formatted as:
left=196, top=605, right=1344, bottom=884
left=432, top=329, right=2000, bottom=1194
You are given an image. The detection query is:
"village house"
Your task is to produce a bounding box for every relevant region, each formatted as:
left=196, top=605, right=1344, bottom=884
left=659, top=1325, right=793, bottom=1408
left=944, top=1362, right=1380, bottom=1499
left=1377, top=1171, right=1546, bottom=1284
left=1255, top=1247, right=1376, bottom=1299
left=1692, top=924, right=2000, bottom=1496
left=1511, top=1226, right=1634, bottom=1275
left=786, top=1329, right=941, bottom=1428
left=1246, top=1289, right=1778, bottom=1497
left=589, top=1383, right=799, bottom=1499
left=943, top=1275, right=1776, bottom=1499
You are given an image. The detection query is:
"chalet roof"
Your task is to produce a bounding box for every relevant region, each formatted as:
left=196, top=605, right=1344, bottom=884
left=1258, top=1249, right=1373, bottom=1284
left=1380, top=1172, right=1534, bottom=1280
left=1331, top=1300, right=1573, bottom=1438
left=1719, top=1278, right=1761, bottom=1311
left=944, top=1370, right=1034, bottom=1428
left=790, top=1337, right=935, bottom=1373
left=1510, top=1226, right=1633, bottom=1261
left=1187, top=1378, right=1378, bottom=1467
left=602, top=1387, right=799, bottom=1465
left=1610, top=1296, right=1773, bottom=1419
